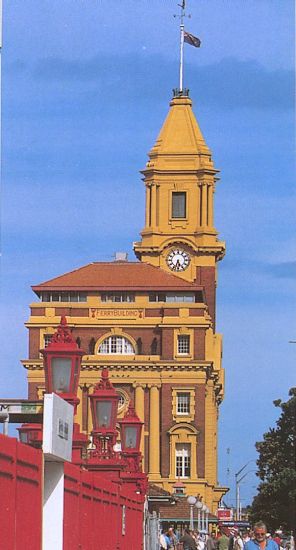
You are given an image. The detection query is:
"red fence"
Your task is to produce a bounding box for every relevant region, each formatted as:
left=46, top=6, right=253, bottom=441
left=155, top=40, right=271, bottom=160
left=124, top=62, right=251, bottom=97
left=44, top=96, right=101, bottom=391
left=0, top=433, right=43, bottom=550
left=64, top=462, right=144, bottom=550
left=0, top=434, right=144, bottom=550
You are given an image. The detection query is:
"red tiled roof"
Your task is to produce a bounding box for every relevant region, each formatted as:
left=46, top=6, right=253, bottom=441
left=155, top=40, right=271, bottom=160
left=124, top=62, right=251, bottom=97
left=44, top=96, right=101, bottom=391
left=158, top=499, right=218, bottom=521
left=148, top=484, right=174, bottom=497
left=32, top=261, right=202, bottom=292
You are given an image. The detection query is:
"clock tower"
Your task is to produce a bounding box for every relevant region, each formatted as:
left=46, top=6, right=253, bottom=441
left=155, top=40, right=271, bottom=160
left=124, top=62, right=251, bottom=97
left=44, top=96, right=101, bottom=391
left=134, top=90, right=225, bottom=290
left=24, top=89, right=228, bottom=515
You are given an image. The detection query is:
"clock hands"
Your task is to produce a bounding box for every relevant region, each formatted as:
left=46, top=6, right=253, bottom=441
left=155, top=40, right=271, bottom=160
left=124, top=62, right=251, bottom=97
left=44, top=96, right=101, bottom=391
left=166, top=248, right=191, bottom=272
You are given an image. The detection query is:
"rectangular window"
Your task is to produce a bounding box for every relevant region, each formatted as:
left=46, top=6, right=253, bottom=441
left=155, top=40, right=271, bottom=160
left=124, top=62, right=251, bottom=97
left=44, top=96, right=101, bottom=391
left=148, top=292, right=166, bottom=302
left=175, top=443, right=191, bottom=478
left=149, top=293, right=194, bottom=303
left=101, top=292, right=135, bottom=303
left=177, top=392, right=190, bottom=415
left=40, top=292, right=87, bottom=302
left=177, top=335, right=190, bottom=355
left=166, top=293, right=195, bottom=303
left=172, top=192, right=186, bottom=218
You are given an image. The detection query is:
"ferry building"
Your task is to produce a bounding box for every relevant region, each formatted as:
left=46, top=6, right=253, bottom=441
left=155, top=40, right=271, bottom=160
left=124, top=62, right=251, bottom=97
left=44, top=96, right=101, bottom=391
left=23, top=89, right=227, bottom=513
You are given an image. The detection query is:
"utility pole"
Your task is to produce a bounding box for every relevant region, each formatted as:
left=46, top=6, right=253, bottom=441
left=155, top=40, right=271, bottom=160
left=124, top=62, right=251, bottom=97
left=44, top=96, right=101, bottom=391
left=235, top=461, right=256, bottom=520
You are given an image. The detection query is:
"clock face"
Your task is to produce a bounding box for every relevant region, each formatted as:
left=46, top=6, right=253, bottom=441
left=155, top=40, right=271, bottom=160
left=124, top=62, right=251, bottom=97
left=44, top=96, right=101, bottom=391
left=166, top=248, right=190, bottom=272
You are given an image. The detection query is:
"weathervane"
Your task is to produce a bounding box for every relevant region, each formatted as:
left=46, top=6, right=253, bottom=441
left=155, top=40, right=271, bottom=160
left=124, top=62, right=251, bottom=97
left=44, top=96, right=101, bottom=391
left=174, top=0, right=201, bottom=94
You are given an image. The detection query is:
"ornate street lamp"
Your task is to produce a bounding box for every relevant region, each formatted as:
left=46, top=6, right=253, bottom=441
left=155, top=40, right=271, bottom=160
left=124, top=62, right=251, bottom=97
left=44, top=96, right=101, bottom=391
left=19, top=316, right=85, bottom=450
left=40, top=316, right=84, bottom=411
left=40, top=316, right=88, bottom=462
left=89, top=368, right=119, bottom=459
left=187, top=495, right=197, bottom=531
left=86, top=369, right=148, bottom=494
left=119, top=404, right=143, bottom=472
left=120, top=404, right=142, bottom=452
left=195, top=499, right=203, bottom=531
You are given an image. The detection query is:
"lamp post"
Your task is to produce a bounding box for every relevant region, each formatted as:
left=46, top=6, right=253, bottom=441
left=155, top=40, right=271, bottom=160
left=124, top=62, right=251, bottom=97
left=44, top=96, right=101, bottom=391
left=19, top=316, right=88, bottom=457
left=87, top=369, right=148, bottom=494
left=89, top=368, right=119, bottom=460
left=205, top=506, right=209, bottom=533
left=40, top=316, right=84, bottom=411
left=40, top=316, right=88, bottom=463
left=201, top=503, right=207, bottom=532
left=195, top=500, right=203, bottom=531
left=187, top=496, right=196, bottom=531
left=119, top=404, right=147, bottom=494
left=119, top=404, right=143, bottom=472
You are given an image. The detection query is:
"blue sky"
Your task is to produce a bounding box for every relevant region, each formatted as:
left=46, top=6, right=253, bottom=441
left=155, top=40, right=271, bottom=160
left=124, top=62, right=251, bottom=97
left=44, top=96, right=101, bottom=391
left=1, top=0, right=295, bottom=506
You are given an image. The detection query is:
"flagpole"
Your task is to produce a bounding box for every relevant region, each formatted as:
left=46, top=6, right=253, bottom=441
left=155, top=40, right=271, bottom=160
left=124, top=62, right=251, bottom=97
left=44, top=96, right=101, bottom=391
left=179, top=0, right=185, bottom=92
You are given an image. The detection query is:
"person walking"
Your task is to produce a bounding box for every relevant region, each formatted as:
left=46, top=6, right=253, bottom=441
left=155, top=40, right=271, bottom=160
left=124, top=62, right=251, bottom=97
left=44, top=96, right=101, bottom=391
left=217, top=530, right=230, bottom=550
left=234, top=532, right=244, bottom=550
left=207, top=532, right=217, bottom=550
left=167, top=527, right=178, bottom=548
left=245, top=522, right=279, bottom=550
left=180, top=528, right=198, bottom=550
left=160, top=530, right=168, bottom=549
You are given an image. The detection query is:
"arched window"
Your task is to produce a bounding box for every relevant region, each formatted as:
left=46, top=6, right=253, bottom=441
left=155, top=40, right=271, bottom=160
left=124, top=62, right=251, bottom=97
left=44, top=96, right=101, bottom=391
left=98, top=336, right=135, bottom=355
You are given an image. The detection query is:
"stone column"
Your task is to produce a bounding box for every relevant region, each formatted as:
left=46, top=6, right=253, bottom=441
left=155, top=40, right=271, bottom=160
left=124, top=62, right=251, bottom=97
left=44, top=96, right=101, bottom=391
left=208, top=184, right=214, bottom=228
left=150, top=184, right=157, bottom=228
left=204, top=380, right=216, bottom=485
left=148, top=384, right=160, bottom=478
left=134, top=383, right=145, bottom=455
left=145, top=185, right=151, bottom=227
left=202, top=183, right=208, bottom=227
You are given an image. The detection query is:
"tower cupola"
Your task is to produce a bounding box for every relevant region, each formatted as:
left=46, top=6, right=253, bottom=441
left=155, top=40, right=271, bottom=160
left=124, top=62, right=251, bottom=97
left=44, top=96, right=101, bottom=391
left=133, top=92, right=225, bottom=283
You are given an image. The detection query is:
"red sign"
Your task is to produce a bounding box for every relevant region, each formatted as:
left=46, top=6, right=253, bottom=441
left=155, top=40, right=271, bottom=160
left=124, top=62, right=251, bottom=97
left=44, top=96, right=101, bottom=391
left=217, top=509, right=233, bottom=520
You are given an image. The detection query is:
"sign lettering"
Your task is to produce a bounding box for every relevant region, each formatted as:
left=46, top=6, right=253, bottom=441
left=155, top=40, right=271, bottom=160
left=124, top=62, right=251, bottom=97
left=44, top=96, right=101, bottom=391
left=90, top=308, right=144, bottom=320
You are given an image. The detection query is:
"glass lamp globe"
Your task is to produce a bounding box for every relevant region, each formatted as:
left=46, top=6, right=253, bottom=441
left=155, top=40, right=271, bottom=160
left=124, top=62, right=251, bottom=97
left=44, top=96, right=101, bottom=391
left=195, top=500, right=203, bottom=509
left=187, top=496, right=197, bottom=505
left=202, top=504, right=207, bottom=512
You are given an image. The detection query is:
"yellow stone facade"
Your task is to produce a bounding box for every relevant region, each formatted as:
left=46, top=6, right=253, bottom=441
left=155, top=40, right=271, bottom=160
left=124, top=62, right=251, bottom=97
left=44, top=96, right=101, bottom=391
left=23, top=91, right=227, bottom=513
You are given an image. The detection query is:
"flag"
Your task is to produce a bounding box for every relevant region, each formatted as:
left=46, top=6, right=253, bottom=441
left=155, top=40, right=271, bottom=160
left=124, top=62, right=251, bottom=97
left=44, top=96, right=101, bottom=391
left=184, top=31, right=201, bottom=48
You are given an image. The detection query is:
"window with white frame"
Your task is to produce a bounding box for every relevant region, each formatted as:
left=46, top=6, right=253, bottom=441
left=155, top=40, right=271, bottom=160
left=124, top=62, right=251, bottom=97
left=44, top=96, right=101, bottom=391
left=98, top=336, right=135, bottom=355
left=101, top=292, right=135, bottom=303
left=149, top=292, right=195, bottom=303
left=177, top=392, right=190, bottom=415
left=40, top=292, right=87, bottom=302
left=177, top=335, right=190, bottom=355
left=175, top=443, right=191, bottom=478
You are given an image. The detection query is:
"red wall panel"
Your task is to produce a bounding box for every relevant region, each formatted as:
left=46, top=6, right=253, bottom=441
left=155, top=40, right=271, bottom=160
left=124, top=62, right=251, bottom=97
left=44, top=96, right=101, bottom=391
left=0, top=434, right=42, bottom=550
